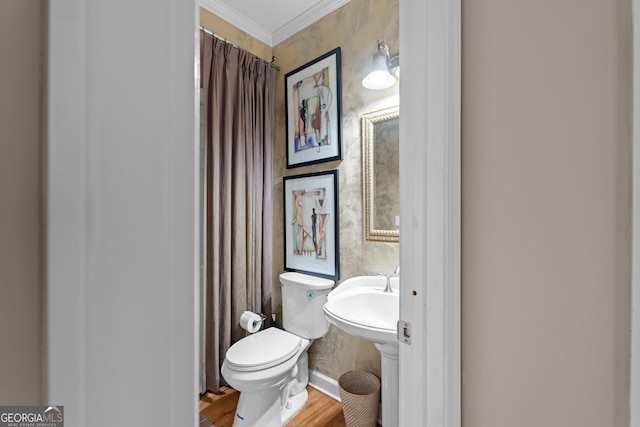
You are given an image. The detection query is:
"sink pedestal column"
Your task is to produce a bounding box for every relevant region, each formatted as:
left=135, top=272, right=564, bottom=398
left=374, top=342, right=399, bottom=427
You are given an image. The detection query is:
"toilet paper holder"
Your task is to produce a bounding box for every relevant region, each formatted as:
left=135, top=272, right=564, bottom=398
left=240, top=311, right=268, bottom=334
left=242, top=311, right=267, bottom=321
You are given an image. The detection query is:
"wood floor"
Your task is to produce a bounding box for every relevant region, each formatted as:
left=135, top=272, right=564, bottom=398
left=200, top=386, right=381, bottom=427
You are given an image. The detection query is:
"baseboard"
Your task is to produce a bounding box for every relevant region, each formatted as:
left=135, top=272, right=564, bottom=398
left=308, top=369, right=341, bottom=402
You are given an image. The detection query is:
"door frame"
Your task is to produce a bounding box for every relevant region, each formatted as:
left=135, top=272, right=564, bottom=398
left=398, top=0, right=461, bottom=425
left=47, top=0, right=200, bottom=425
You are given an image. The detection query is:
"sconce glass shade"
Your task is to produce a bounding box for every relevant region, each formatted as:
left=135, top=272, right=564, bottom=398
left=362, top=41, right=397, bottom=90
left=389, top=55, right=400, bottom=78
left=362, top=70, right=396, bottom=90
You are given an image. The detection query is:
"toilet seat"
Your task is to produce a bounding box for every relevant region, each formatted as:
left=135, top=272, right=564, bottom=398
left=225, top=328, right=302, bottom=372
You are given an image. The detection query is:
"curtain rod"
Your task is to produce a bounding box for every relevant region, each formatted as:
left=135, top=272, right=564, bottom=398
left=199, top=26, right=280, bottom=72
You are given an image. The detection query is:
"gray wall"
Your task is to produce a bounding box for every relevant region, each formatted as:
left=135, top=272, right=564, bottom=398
left=0, top=0, right=45, bottom=404
left=462, top=0, right=632, bottom=425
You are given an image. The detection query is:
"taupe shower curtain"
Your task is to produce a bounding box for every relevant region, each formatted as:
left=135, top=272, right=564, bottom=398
left=202, top=34, right=274, bottom=392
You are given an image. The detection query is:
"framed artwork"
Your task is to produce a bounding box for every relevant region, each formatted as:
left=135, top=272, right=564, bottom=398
left=283, top=170, right=339, bottom=280
left=285, top=47, right=342, bottom=169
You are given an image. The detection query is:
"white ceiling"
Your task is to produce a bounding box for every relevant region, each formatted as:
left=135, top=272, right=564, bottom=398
left=199, top=0, right=351, bottom=47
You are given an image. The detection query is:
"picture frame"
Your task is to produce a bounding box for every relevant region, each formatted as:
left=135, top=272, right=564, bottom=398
left=285, top=47, right=342, bottom=169
left=283, top=170, right=339, bottom=280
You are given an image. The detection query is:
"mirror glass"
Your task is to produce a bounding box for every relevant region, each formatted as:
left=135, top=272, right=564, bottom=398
left=362, top=106, right=399, bottom=242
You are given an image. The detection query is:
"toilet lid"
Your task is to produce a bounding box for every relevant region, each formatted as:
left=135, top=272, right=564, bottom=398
left=225, top=327, right=302, bottom=372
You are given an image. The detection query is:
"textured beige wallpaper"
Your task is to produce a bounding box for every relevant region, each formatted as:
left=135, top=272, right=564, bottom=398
left=272, top=0, right=400, bottom=380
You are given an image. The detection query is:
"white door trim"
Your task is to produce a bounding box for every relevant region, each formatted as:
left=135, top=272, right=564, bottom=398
left=48, top=0, right=200, bottom=425
left=47, top=1, right=89, bottom=420
left=398, top=0, right=461, bottom=426
left=631, top=1, right=640, bottom=424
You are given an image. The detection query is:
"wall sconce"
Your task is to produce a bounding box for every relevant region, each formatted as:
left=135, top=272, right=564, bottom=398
left=362, top=41, right=400, bottom=90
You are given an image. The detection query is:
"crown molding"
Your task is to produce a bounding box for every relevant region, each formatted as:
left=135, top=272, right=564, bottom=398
left=199, top=0, right=273, bottom=46
left=199, top=0, right=351, bottom=47
left=272, top=0, right=351, bottom=46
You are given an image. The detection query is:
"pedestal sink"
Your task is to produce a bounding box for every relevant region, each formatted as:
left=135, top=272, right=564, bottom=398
left=323, top=275, right=399, bottom=427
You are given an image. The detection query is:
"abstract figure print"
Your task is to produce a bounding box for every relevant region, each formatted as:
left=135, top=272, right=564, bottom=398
left=292, top=67, right=333, bottom=153
left=291, top=187, right=329, bottom=260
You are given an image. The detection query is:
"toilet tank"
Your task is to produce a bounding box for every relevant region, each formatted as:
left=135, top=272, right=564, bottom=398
left=280, top=272, right=334, bottom=339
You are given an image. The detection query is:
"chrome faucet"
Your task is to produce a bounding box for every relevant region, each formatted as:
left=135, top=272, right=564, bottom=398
left=377, top=270, right=399, bottom=293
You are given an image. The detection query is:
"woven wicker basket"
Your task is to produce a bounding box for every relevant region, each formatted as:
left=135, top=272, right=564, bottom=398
left=338, top=370, right=381, bottom=427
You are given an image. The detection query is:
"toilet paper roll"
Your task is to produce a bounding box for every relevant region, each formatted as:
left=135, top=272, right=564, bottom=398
left=240, top=311, right=263, bottom=334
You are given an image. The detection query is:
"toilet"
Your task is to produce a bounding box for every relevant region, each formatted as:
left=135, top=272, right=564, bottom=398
left=221, top=272, right=334, bottom=427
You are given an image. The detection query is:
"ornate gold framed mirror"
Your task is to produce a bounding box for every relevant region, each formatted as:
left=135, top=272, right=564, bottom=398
left=362, top=105, right=400, bottom=242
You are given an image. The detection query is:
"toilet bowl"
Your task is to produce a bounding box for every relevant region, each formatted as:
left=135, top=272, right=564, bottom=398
left=221, top=328, right=311, bottom=427
left=221, top=272, right=334, bottom=427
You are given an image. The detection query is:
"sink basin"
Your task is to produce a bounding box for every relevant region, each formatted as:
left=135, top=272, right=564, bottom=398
left=323, top=275, right=399, bottom=344
left=323, top=275, right=401, bottom=427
